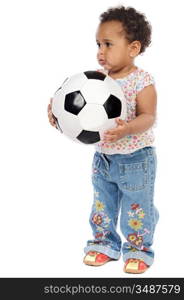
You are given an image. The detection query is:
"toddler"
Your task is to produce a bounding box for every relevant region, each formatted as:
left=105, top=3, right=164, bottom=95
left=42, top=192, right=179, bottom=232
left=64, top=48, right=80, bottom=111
left=48, top=5, right=159, bottom=274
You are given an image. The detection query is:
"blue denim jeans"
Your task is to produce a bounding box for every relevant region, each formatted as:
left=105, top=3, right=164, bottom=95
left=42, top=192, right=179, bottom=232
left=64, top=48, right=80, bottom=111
left=84, top=146, right=159, bottom=266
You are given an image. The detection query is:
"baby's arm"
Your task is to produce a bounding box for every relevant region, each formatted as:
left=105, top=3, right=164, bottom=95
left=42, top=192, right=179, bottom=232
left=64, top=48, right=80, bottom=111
left=128, top=84, right=157, bottom=134
left=103, top=85, right=157, bottom=143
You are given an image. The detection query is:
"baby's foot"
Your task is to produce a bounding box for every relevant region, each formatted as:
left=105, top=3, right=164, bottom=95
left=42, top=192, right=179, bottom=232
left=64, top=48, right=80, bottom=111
left=83, top=251, right=112, bottom=266
left=124, top=258, right=149, bottom=274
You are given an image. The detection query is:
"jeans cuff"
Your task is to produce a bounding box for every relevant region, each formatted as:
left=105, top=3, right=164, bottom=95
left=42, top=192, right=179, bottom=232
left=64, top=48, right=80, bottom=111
left=84, top=245, right=121, bottom=260
left=123, top=251, right=154, bottom=266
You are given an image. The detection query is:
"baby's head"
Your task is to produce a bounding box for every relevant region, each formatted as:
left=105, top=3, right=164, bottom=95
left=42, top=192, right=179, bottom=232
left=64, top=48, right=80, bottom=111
left=96, top=6, right=152, bottom=74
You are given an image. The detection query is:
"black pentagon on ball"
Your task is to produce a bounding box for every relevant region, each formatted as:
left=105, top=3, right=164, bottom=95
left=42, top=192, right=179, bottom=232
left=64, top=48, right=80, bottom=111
left=65, top=91, right=86, bottom=115
left=103, top=95, right=122, bottom=118
left=84, top=71, right=106, bottom=81
left=77, top=130, right=100, bottom=144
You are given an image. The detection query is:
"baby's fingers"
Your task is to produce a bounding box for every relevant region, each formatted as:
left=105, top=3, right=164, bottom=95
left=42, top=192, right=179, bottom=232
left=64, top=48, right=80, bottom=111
left=47, top=103, right=51, bottom=113
left=49, top=117, right=57, bottom=128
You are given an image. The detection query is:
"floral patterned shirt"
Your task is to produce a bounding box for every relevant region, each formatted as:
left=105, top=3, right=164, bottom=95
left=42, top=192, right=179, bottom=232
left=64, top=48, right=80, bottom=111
left=95, top=67, right=156, bottom=155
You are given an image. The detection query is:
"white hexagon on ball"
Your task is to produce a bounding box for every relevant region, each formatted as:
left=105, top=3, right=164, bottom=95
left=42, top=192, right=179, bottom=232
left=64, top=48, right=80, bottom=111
left=79, top=104, right=107, bottom=131
left=81, top=80, right=110, bottom=105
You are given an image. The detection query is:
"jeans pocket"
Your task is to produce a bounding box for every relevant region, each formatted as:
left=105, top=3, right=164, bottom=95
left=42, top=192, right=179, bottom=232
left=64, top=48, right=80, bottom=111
left=119, top=160, right=148, bottom=191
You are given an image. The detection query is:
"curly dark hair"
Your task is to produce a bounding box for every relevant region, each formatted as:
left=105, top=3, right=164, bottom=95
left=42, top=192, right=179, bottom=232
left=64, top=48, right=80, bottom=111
left=99, top=6, right=152, bottom=54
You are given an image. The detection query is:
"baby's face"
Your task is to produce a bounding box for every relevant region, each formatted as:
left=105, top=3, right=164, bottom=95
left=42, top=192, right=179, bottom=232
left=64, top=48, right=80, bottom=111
left=96, top=21, right=132, bottom=74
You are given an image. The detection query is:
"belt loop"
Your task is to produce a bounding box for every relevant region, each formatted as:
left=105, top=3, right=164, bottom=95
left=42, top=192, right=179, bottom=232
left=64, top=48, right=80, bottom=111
left=146, top=146, right=153, bottom=156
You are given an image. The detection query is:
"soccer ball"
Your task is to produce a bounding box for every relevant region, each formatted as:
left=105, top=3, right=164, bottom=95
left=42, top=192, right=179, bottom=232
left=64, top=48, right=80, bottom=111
left=52, top=71, right=127, bottom=144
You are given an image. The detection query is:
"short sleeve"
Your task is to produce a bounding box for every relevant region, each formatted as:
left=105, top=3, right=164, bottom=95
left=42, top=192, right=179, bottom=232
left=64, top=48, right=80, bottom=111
left=136, top=71, right=155, bottom=94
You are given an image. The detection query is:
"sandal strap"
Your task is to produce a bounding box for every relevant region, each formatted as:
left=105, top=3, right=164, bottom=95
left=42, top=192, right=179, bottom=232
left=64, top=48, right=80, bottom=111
left=124, top=258, right=148, bottom=273
left=84, top=251, right=111, bottom=265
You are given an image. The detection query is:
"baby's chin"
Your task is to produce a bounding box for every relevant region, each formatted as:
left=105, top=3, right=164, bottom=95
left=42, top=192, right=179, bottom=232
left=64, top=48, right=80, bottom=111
left=101, top=64, right=112, bottom=72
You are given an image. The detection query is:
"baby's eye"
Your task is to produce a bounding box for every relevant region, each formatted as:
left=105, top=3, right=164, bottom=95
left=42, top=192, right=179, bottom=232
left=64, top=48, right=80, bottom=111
left=96, top=42, right=100, bottom=48
left=105, top=42, right=112, bottom=47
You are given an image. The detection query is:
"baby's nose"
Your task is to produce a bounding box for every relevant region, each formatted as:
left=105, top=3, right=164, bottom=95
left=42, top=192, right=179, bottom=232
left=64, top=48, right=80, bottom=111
left=98, top=48, right=105, bottom=57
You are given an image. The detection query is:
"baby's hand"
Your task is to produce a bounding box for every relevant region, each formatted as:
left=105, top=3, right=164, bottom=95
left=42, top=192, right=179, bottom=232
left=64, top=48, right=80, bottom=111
left=103, top=118, right=130, bottom=143
left=47, top=98, right=58, bottom=128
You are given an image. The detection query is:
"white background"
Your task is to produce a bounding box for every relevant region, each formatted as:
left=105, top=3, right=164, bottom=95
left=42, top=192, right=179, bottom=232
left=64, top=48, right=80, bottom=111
left=0, top=0, right=184, bottom=278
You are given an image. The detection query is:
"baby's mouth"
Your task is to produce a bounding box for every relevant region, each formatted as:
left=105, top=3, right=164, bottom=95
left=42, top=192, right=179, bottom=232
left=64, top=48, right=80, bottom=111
left=99, top=59, right=106, bottom=65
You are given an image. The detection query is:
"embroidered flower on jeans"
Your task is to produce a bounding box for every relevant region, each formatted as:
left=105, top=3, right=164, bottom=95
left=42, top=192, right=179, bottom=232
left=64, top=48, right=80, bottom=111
left=131, top=203, right=140, bottom=210
left=134, top=236, right=143, bottom=246
left=92, top=212, right=111, bottom=231
left=104, top=216, right=111, bottom=224
left=95, top=231, right=109, bottom=240
left=96, top=226, right=104, bottom=232
left=92, top=214, right=102, bottom=225
left=143, top=228, right=150, bottom=234
left=95, top=200, right=104, bottom=211
left=128, top=218, right=143, bottom=230
left=128, top=211, right=135, bottom=217
left=138, top=210, right=145, bottom=219
left=135, top=208, right=143, bottom=214
left=95, top=232, right=104, bottom=239
left=127, top=233, right=137, bottom=242
left=126, top=204, right=150, bottom=249
left=127, top=233, right=143, bottom=247
left=94, top=190, right=99, bottom=198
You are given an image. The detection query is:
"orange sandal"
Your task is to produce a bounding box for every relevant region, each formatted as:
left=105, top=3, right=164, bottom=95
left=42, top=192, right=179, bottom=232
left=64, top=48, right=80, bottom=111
left=83, top=251, right=112, bottom=266
left=124, top=258, right=149, bottom=274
